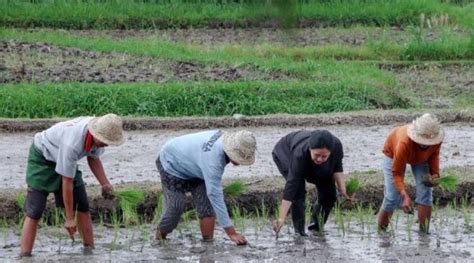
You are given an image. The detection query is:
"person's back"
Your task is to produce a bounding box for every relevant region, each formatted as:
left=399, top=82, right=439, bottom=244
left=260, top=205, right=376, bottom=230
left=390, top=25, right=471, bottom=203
left=159, top=130, right=226, bottom=180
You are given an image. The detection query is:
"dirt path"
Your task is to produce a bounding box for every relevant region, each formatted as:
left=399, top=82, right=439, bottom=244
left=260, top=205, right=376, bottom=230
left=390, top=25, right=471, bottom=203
left=1, top=123, right=472, bottom=189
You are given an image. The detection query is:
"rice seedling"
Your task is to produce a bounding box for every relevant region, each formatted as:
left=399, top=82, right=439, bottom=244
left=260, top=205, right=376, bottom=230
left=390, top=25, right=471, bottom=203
left=223, top=181, right=246, bottom=198
left=111, top=227, right=119, bottom=252
left=333, top=203, right=345, bottom=237
left=345, top=177, right=360, bottom=197
left=405, top=213, right=414, bottom=242
left=117, top=189, right=145, bottom=226
left=345, top=210, right=353, bottom=232
left=99, top=212, right=105, bottom=228
left=139, top=224, right=148, bottom=252
left=366, top=204, right=375, bottom=239
left=355, top=202, right=365, bottom=232
left=460, top=195, right=471, bottom=231
left=1, top=218, right=8, bottom=244
left=182, top=209, right=197, bottom=234
left=434, top=175, right=459, bottom=192
left=15, top=193, right=26, bottom=212
left=52, top=208, right=64, bottom=228
left=127, top=231, right=135, bottom=251
left=231, top=206, right=246, bottom=234
left=151, top=193, right=164, bottom=225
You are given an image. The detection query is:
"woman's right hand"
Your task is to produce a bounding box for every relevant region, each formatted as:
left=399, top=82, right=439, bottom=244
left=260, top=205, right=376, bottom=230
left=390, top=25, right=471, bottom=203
left=272, top=218, right=285, bottom=233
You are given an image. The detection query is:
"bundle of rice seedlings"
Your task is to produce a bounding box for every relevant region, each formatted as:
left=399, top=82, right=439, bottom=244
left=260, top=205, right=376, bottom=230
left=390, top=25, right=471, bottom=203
left=15, top=193, right=26, bottom=211
left=433, top=175, right=458, bottom=192
left=117, top=189, right=145, bottom=225
left=345, top=177, right=360, bottom=196
left=223, top=181, right=246, bottom=198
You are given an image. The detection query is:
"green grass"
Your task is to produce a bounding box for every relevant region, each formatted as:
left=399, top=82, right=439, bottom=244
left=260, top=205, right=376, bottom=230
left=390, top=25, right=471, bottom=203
left=0, top=81, right=410, bottom=118
left=2, top=28, right=473, bottom=64
left=1, top=0, right=472, bottom=29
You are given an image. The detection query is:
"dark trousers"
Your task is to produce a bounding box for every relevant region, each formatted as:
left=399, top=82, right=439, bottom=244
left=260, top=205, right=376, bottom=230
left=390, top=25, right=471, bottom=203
left=272, top=152, right=337, bottom=233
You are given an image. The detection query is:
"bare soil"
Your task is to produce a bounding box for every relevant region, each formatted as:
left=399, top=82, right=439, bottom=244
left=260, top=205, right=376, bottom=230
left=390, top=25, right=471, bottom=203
left=0, top=40, right=292, bottom=83
left=381, top=63, right=474, bottom=108
left=71, top=27, right=468, bottom=47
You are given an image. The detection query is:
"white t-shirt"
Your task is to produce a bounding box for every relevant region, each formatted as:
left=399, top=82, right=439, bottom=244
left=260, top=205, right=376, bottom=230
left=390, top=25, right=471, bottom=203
left=34, top=117, right=104, bottom=178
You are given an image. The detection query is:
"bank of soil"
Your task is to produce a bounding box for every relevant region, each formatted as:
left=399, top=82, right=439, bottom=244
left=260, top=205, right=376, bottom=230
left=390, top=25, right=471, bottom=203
left=71, top=27, right=468, bottom=47
left=0, top=40, right=292, bottom=83
left=1, top=110, right=473, bottom=132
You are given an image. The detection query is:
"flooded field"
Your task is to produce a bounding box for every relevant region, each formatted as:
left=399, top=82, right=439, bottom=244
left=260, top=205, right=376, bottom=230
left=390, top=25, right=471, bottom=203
left=1, top=207, right=472, bottom=262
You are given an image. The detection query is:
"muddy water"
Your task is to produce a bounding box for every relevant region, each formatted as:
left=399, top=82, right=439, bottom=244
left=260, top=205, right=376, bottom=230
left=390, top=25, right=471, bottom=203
left=1, top=209, right=472, bottom=262
left=1, top=124, right=473, bottom=189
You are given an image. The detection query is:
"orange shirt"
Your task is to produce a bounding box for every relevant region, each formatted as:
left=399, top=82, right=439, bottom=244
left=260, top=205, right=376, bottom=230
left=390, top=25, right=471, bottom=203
left=383, top=125, right=441, bottom=193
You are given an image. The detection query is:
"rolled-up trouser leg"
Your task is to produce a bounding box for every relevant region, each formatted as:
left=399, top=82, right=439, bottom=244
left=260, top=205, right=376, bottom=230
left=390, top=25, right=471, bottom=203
left=157, top=184, right=187, bottom=235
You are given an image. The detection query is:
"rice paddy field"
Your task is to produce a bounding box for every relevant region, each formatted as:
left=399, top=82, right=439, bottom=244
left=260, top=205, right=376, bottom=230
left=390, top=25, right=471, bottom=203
left=0, top=0, right=473, bottom=262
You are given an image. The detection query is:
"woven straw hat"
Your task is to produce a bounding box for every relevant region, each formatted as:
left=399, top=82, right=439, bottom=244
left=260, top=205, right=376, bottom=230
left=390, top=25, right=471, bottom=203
left=87, top=113, right=125, bottom=146
left=407, top=113, right=444, bottom=145
left=222, top=130, right=256, bottom=165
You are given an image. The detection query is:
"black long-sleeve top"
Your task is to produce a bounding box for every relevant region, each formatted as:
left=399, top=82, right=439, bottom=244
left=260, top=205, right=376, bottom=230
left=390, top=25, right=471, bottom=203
left=272, top=130, right=344, bottom=201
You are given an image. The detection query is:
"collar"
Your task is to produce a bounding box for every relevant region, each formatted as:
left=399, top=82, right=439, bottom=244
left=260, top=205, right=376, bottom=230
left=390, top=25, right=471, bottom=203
left=85, top=130, right=94, bottom=153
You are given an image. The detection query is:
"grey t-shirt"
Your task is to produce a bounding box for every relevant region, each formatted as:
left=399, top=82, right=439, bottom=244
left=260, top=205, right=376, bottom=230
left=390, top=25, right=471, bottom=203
left=33, top=117, right=104, bottom=178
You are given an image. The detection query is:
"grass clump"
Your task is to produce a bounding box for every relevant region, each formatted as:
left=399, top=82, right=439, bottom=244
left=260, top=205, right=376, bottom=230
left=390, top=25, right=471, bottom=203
left=434, top=175, right=459, bottom=192
left=117, top=189, right=145, bottom=225
left=223, top=181, right=246, bottom=198
left=345, top=177, right=360, bottom=196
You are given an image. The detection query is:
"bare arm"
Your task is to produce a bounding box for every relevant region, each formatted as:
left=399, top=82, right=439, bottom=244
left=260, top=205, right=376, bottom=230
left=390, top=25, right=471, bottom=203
left=273, top=199, right=292, bottom=232
left=334, top=172, right=351, bottom=199
left=62, top=176, right=76, bottom=237
left=88, top=157, right=114, bottom=199
left=87, top=157, right=110, bottom=186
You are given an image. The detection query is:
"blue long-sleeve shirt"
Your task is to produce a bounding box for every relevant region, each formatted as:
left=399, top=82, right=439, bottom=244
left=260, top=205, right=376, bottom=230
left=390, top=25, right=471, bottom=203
left=159, top=130, right=233, bottom=228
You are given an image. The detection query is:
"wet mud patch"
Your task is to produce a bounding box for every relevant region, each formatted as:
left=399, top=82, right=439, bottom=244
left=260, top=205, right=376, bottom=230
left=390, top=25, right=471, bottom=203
left=381, top=63, right=474, bottom=108
left=71, top=27, right=468, bottom=47
left=0, top=40, right=292, bottom=83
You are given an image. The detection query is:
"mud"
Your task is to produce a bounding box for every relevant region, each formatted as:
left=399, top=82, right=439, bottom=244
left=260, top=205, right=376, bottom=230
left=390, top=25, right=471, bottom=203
left=1, top=208, right=472, bottom=262
left=1, top=123, right=473, bottom=191
left=0, top=40, right=292, bottom=83
left=381, top=64, right=474, bottom=108
left=71, top=27, right=468, bottom=47
left=1, top=110, right=473, bottom=133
